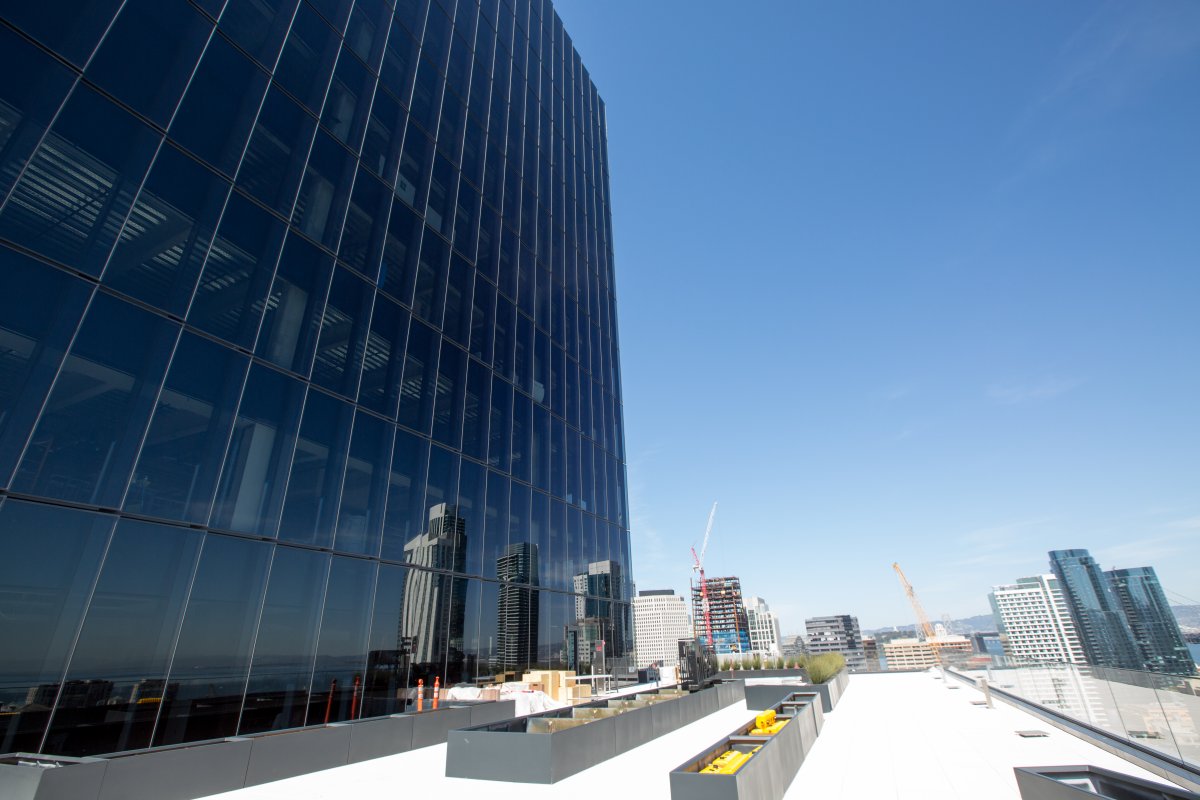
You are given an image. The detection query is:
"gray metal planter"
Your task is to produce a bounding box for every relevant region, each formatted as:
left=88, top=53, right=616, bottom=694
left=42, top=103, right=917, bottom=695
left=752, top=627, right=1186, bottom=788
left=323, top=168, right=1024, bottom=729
left=445, top=684, right=744, bottom=784
left=669, top=695, right=820, bottom=800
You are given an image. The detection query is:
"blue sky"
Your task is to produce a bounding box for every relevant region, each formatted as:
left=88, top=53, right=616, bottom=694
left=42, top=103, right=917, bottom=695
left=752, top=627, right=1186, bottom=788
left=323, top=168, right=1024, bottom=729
left=552, top=0, right=1200, bottom=631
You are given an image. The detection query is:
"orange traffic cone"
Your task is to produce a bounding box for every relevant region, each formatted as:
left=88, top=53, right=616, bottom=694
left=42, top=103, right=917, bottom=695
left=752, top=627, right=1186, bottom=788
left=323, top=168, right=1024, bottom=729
left=417, top=678, right=424, bottom=712
left=433, top=676, right=441, bottom=710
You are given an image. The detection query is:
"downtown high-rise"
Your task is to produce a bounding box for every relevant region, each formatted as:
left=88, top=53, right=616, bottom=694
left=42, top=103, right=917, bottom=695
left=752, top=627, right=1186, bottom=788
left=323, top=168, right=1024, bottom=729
left=0, top=0, right=632, bottom=757
left=988, top=575, right=1085, bottom=665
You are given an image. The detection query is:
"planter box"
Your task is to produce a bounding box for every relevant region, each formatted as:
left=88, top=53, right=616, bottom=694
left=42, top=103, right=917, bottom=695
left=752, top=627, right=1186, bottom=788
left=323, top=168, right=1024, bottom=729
left=1015, top=765, right=1200, bottom=800
left=1, top=700, right=515, bottom=800
left=712, top=669, right=810, bottom=683
left=741, top=669, right=847, bottom=715
left=669, top=697, right=819, bottom=800
left=445, top=684, right=743, bottom=783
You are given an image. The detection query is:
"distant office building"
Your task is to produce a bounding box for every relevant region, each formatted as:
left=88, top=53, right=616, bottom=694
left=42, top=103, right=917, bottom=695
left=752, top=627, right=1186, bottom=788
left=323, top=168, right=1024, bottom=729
left=1050, top=550, right=1144, bottom=670
left=402, top=504, right=468, bottom=667
left=691, top=576, right=751, bottom=654
left=862, top=637, right=880, bottom=670
left=1107, top=567, right=1195, bottom=676
left=971, top=632, right=1005, bottom=660
left=496, top=543, right=540, bottom=672
left=744, top=597, right=782, bottom=657
left=805, top=615, right=866, bottom=671
left=989, top=575, right=1085, bottom=665
left=883, top=636, right=972, bottom=670
left=632, top=590, right=692, bottom=669
left=779, top=634, right=807, bottom=658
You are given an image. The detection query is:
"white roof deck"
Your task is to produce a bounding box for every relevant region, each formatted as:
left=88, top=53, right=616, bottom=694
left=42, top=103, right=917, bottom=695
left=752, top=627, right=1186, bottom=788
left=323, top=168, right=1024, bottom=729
left=199, top=671, right=1183, bottom=800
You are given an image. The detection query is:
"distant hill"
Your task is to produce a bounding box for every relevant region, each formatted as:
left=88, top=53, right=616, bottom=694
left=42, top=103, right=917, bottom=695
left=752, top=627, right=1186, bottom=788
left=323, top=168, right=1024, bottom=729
left=1173, top=605, right=1200, bottom=632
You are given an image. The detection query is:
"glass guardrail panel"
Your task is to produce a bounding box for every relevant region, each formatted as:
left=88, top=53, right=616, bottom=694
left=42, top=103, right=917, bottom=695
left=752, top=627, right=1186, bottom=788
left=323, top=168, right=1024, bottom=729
left=1155, top=684, right=1198, bottom=767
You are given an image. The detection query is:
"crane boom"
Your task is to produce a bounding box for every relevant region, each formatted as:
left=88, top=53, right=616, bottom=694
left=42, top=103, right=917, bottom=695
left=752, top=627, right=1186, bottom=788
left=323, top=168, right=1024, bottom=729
left=892, top=562, right=942, bottom=663
left=692, top=503, right=718, bottom=651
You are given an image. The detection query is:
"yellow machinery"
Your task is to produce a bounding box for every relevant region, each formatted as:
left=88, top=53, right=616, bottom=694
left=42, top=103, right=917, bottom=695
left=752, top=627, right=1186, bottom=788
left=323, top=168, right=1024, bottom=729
left=700, top=745, right=761, bottom=775
left=749, top=709, right=788, bottom=736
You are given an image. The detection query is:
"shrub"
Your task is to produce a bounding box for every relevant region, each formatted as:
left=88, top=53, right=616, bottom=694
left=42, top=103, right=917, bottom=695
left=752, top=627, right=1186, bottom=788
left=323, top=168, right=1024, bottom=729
left=806, top=653, right=846, bottom=684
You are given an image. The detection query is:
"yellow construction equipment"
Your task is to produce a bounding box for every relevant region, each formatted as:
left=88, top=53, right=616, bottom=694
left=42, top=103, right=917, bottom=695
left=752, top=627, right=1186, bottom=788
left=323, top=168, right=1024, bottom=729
left=748, top=709, right=788, bottom=736
left=700, top=746, right=761, bottom=775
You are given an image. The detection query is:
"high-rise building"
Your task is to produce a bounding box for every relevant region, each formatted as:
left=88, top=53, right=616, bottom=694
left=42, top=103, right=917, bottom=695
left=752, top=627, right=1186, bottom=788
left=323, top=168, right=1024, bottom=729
left=744, top=596, right=782, bottom=657
left=1107, top=567, right=1195, bottom=676
left=988, top=575, right=1085, bottom=665
left=632, top=590, right=691, bottom=669
left=0, top=0, right=631, bottom=758
left=567, top=559, right=629, bottom=670
left=496, top=542, right=539, bottom=672
left=691, top=576, right=751, bottom=655
left=804, top=615, right=866, bottom=671
left=1049, top=550, right=1143, bottom=670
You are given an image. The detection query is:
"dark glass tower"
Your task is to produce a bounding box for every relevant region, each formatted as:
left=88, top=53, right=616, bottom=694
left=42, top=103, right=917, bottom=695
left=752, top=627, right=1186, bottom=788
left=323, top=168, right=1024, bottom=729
left=0, top=0, right=631, bottom=757
left=1107, top=567, right=1195, bottom=676
left=1048, top=550, right=1142, bottom=670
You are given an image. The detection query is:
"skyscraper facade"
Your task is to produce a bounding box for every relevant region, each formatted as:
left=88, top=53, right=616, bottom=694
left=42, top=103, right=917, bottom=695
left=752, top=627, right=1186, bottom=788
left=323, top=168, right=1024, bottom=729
left=631, top=589, right=691, bottom=670
left=744, top=596, right=782, bottom=657
left=1107, top=567, right=1195, bottom=676
left=1049, top=550, right=1142, bottom=670
left=988, top=574, right=1085, bottom=665
left=0, top=0, right=631, bottom=758
left=691, top=576, right=751, bottom=655
left=804, top=614, right=866, bottom=671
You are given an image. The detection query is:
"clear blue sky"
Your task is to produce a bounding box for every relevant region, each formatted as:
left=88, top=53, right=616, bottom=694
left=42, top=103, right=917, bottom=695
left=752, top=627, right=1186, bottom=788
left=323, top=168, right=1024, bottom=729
left=553, top=0, right=1200, bottom=631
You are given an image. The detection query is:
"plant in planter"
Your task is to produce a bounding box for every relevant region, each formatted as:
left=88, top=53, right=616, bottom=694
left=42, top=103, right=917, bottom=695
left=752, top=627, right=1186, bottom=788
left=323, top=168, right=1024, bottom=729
left=804, top=653, right=845, bottom=684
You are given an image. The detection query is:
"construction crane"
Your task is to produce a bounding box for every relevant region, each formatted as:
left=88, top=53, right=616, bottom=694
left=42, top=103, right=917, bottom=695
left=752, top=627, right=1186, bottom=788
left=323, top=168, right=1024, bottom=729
left=691, top=503, right=718, bottom=650
left=892, top=562, right=943, bottom=664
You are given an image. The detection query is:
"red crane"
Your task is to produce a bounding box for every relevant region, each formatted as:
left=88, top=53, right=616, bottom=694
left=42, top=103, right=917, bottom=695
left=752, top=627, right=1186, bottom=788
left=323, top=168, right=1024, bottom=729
left=691, top=503, right=718, bottom=649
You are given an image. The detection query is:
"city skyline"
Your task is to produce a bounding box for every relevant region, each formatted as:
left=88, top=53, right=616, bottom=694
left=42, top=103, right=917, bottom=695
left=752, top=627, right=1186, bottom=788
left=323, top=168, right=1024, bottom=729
left=552, top=0, right=1200, bottom=629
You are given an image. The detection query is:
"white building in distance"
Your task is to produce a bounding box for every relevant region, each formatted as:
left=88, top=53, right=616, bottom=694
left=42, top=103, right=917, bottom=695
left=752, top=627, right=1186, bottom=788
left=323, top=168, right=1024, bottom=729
left=632, top=589, right=692, bottom=669
left=988, top=574, right=1086, bottom=665
left=744, top=596, right=782, bottom=657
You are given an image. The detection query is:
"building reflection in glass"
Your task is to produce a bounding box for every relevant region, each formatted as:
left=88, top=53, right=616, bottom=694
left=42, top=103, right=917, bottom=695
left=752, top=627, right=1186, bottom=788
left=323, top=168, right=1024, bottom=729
left=401, top=503, right=468, bottom=686
left=495, top=542, right=539, bottom=677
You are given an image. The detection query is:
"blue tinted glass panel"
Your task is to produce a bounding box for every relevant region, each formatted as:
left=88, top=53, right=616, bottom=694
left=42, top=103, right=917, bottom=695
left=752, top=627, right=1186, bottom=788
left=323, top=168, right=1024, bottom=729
left=256, top=233, right=335, bottom=375
left=211, top=363, right=306, bottom=535
left=12, top=293, right=179, bottom=507
left=312, top=266, right=372, bottom=397
left=273, top=4, right=340, bottom=114
left=237, top=85, right=318, bottom=215
left=334, top=411, right=389, bottom=555
left=487, top=375, right=511, bottom=472
left=457, top=458, right=486, bottom=576
left=292, top=131, right=356, bottom=249
left=45, top=519, right=201, bottom=756
left=338, top=169, right=391, bottom=279
left=0, top=27, right=77, bottom=203
left=0, top=85, right=162, bottom=276
left=379, top=198, right=422, bottom=305
left=359, top=89, right=405, bottom=184
left=188, top=192, right=286, bottom=348
left=238, top=546, right=329, bottom=734
left=411, top=227, right=448, bottom=325
left=344, top=0, right=390, bottom=70
left=358, top=294, right=409, bottom=417
left=85, top=0, right=213, bottom=126
left=1, top=0, right=123, bottom=66
left=432, top=341, right=465, bottom=448
left=0, top=253, right=92, bottom=484
left=126, top=332, right=248, bottom=524
left=378, top=22, right=418, bottom=106
left=408, top=58, right=443, bottom=135
left=0, top=501, right=112, bottom=753
left=170, top=35, right=269, bottom=175
left=461, top=358, right=489, bottom=463
left=361, top=562, right=413, bottom=715
left=396, top=125, right=433, bottom=211
left=482, top=469, right=508, bottom=580
left=219, top=0, right=300, bottom=68
left=468, top=276, right=495, bottom=363
left=309, top=556, right=375, bottom=723
left=380, top=427, right=428, bottom=561
left=153, top=534, right=271, bottom=745
left=397, top=320, right=439, bottom=433
left=278, top=389, right=352, bottom=547
left=321, top=48, right=375, bottom=150
left=103, top=144, right=232, bottom=316
left=425, top=155, right=456, bottom=238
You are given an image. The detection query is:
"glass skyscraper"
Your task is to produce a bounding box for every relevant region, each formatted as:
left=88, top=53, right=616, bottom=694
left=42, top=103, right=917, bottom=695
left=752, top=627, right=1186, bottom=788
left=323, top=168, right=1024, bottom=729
left=1048, top=549, right=1142, bottom=671
left=0, top=0, right=631, bottom=757
left=1107, top=566, right=1195, bottom=676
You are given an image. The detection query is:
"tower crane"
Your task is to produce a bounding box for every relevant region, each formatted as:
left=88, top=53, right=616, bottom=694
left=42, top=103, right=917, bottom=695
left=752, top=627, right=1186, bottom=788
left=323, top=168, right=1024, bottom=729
left=691, top=503, right=718, bottom=650
left=892, top=562, right=943, bottom=665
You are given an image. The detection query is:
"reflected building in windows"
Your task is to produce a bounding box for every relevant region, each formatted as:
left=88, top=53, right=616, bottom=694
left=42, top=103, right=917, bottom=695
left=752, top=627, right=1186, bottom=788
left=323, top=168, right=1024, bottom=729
left=495, top=542, right=539, bottom=672
left=0, top=0, right=632, bottom=757
left=566, top=559, right=628, bottom=670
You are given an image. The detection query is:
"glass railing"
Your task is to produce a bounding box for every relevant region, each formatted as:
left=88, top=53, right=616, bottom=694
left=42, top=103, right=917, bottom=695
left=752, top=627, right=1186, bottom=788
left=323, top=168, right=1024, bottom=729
left=954, top=660, right=1200, bottom=770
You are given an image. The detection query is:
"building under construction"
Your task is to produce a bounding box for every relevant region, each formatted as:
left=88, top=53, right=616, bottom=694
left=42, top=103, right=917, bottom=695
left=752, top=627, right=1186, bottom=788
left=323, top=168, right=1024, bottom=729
left=691, top=576, right=752, bottom=654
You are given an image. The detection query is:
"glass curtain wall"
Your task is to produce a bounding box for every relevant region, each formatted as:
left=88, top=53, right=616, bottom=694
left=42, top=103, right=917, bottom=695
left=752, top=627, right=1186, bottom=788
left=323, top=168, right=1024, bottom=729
left=0, top=0, right=630, bottom=757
